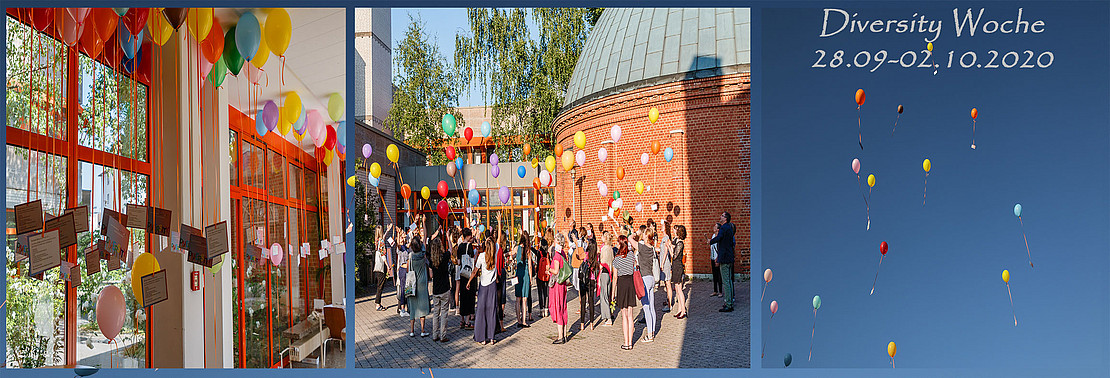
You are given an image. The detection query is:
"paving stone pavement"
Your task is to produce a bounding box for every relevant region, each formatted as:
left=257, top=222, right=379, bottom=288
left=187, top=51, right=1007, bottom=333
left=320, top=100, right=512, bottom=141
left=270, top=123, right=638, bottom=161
left=354, top=279, right=749, bottom=368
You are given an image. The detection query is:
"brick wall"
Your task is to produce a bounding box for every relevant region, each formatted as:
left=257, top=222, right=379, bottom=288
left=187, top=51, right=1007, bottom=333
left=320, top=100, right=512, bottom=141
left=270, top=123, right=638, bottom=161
left=552, top=72, right=751, bottom=277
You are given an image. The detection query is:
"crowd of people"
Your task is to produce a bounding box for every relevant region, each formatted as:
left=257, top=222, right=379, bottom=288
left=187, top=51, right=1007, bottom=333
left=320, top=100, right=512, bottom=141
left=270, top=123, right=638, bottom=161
left=368, top=211, right=738, bottom=350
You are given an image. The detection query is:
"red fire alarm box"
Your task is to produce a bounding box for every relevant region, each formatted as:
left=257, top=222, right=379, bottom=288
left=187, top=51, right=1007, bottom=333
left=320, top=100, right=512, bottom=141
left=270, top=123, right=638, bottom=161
left=191, top=270, right=201, bottom=291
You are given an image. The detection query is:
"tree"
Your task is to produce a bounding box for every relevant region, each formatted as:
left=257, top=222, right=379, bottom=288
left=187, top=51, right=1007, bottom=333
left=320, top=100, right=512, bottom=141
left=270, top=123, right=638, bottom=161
left=454, top=8, right=603, bottom=161
left=387, top=16, right=464, bottom=166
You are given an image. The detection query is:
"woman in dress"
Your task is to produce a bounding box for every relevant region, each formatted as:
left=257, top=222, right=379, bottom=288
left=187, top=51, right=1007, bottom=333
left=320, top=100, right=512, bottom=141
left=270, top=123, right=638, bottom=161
left=456, top=228, right=477, bottom=329
left=670, top=225, right=688, bottom=319
left=395, top=232, right=410, bottom=316
left=514, top=232, right=532, bottom=328
left=408, top=234, right=431, bottom=337
left=598, top=230, right=615, bottom=326
left=611, top=235, right=639, bottom=350
left=467, top=240, right=499, bottom=344
left=533, top=235, right=550, bottom=319
left=373, top=226, right=394, bottom=311
left=547, top=232, right=570, bottom=344
left=637, top=231, right=658, bottom=343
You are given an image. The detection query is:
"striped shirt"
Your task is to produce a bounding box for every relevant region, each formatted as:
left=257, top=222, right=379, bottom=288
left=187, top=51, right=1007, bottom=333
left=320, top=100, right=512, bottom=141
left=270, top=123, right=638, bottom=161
left=613, top=253, right=636, bottom=276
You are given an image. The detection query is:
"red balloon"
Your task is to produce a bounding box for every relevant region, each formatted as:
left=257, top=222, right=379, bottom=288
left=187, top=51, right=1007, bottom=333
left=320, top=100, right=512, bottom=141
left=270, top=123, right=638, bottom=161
left=437, top=200, right=450, bottom=220
left=121, top=8, right=148, bottom=36
left=463, top=127, right=473, bottom=142
left=31, top=8, right=55, bottom=32
left=971, top=108, right=978, bottom=120
left=445, top=146, right=456, bottom=161
left=93, top=8, right=119, bottom=44
left=880, top=241, right=888, bottom=255
left=532, top=178, right=540, bottom=191
left=137, top=40, right=153, bottom=82
left=400, top=184, right=412, bottom=200
left=325, top=124, right=337, bottom=150
left=607, top=198, right=614, bottom=209
left=437, top=180, right=449, bottom=198
left=79, top=22, right=105, bottom=59
left=200, top=20, right=224, bottom=64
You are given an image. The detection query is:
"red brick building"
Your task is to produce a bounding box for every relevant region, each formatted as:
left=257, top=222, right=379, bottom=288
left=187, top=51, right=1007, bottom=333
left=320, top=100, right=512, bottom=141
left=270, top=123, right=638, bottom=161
left=552, top=8, right=751, bottom=278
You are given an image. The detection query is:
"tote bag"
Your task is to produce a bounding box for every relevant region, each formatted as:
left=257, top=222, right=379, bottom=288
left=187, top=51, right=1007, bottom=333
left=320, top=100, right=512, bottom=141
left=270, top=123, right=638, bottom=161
left=403, top=269, right=417, bottom=297
left=459, top=253, right=474, bottom=279
left=633, top=268, right=646, bottom=298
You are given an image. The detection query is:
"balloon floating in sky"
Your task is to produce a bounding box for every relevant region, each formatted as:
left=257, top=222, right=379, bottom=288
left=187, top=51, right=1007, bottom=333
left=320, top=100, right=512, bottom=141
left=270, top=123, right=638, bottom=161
left=922, top=158, right=931, bottom=206
left=649, top=107, right=660, bottom=124
left=855, top=89, right=866, bottom=150
left=888, top=341, right=897, bottom=368
left=892, top=104, right=904, bottom=136
left=763, top=299, right=778, bottom=358
left=810, top=295, right=821, bottom=361
left=1014, top=203, right=1033, bottom=268
left=442, top=114, right=456, bottom=137
left=784, top=353, right=792, bottom=368
left=871, top=241, right=888, bottom=295
left=1003, top=269, right=1017, bottom=326
left=970, top=108, right=979, bottom=149
left=761, top=268, right=772, bottom=302
left=852, top=158, right=870, bottom=230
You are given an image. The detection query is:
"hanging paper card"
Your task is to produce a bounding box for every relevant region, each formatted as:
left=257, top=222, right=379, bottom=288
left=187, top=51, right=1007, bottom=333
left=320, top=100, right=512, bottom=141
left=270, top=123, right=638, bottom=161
left=44, top=211, right=78, bottom=249
left=335, top=243, right=346, bottom=255
left=301, top=243, right=309, bottom=256
left=141, top=270, right=169, bottom=308
left=29, top=230, right=61, bottom=277
left=205, top=221, right=229, bottom=259
left=125, top=204, right=150, bottom=229
left=245, top=243, right=262, bottom=264
left=101, top=209, right=127, bottom=236
left=14, top=234, right=30, bottom=262
left=61, top=261, right=81, bottom=286
left=179, top=225, right=202, bottom=251
left=15, top=200, right=44, bottom=235
left=153, top=207, right=173, bottom=236
left=105, top=216, right=131, bottom=261
left=255, top=226, right=265, bottom=246
left=64, top=206, right=90, bottom=233
left=319, top=241, right=329, bottom=260
left=169, top=231, right=182, bottom=253
left=84, top=245, right=101, bottom=275
left=187, top=233, right=210, bottom=266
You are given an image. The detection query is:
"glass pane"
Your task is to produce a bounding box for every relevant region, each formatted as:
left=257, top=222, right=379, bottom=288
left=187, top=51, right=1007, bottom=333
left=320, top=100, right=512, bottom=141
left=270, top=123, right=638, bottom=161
left=77, top=55, right=147, bottom=161
left=267, top=150, right=285, bottom=199
left=320, top=174, right=328, bottom=234
left=304, top=170, right=317, bottom=209
left=6, top=146, right=67, bottom=216
left=229, top=130, right=238, bottom=187
left=287, top=207, right=302, bottom=324
left=231, top=199, right=241, bottom=367
left=287, top=164, right=298, bottom=200
left=5, top=16, right=67, bottom=140
left=268, top=204, right=288, bottom=364
left=241, top=198, right=268, bottom=367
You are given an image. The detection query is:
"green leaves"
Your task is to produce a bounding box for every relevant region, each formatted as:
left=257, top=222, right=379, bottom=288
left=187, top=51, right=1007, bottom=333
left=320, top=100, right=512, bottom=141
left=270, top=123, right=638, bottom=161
left=388, top=16, right=463, bottom=166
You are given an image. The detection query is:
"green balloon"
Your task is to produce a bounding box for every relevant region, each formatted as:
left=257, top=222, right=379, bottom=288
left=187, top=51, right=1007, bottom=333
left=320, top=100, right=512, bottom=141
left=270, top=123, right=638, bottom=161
left=223, top=26, right=244, bottom=76
left=442, top=114, right=457, bottom=137
left=812, top=295, right=822, bottom=310
left=208, top=56, right=228, bottom=88
left=613, top=191, right=621, bottom=199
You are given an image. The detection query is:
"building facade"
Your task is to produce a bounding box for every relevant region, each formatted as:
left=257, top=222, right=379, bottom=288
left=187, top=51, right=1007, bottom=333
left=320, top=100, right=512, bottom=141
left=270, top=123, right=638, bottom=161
left=354, top=8, right=393, bottom=133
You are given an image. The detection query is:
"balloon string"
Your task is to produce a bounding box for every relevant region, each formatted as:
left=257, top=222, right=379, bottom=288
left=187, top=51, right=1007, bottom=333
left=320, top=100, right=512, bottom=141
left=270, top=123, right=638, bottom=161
left=1007, top=283, right=1017, bottom=326
left=809, top=309, right=817, bottom=361
left=760, top=282, right=766, bottom=303
left=892, top=114, right=900, bottom=136
left=1019, top=217, right=1033, bottom=268
left=857, top=106, right=863, bottom=150
left=892, top=357, right=895, bottom=369
left=923, top=172, right=928, bottom=207
left=870, top=254, right=883, bottom=295
left=856, top=174, right=869, bottom=230
left=761, top=314, right=772, bottom=358
left=971, top=120, right=976, bottom=148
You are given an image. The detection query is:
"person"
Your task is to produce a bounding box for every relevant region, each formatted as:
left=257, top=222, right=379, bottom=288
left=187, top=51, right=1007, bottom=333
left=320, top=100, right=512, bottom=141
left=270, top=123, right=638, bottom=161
left=659, top=222, right=673, bottom=312
left=514, top=232, right=532, bottom=328
left=569, top=226, right=583, bottom=296
left=429, top=234, right=453, bottom=342
left=636, top=231, right=658, bottom=343
left=407, top=235, right=430, bottom=337
left=547, top=232, right=570, bottom=344
left=468, top=240, right=499, bottom=345
left=496, top=229, right=509, bottom=333
left=598, top=230, right=615, bottom=326
left=670, top=225, right=688, bottom=319
left=455, top=228, right=476, bottom=329
left=395, top=231, right=410, bottom=317
left=709, top=227, right=723, bottom=298
left=611, top=235, right=638, bottom=350
left=534, top=234, right=550, bottom=318
left=578, top=226, right=597, bottom=330
left=708, top=212, right=736, bottom=312
left=373, top=226, right=394, bottom=311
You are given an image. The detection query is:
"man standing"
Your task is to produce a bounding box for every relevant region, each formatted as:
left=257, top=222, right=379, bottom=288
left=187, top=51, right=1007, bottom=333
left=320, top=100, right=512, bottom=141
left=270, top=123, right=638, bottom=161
left=708, top=212, right=736, bottom=312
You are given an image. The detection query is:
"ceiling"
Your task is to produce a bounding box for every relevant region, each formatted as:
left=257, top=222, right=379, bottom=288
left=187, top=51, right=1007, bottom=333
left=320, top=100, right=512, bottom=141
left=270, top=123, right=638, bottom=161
left=214, top=8, right=347, bottom=152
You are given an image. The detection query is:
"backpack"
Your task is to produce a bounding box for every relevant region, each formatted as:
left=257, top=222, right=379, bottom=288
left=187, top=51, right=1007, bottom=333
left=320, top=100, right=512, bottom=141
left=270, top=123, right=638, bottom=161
left=536, top=250, right=550, bottom=281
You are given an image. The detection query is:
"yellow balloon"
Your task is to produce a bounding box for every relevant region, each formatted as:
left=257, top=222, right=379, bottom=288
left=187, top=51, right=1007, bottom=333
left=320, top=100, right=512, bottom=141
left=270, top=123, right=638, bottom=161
left=923, top=159, right=931, bottom=173
left=187, top=8, right=214, bottom=42
left=347, top=175, right=358, bottom=187
left=649, top=107, right=660, bottom=123
left=278, top=120, right=292, bottom=136
left=284, top=92, right=302, bottom=122
left=251, top=22, right=271, bottom=69
left=369, top=162, right=382, bottom=178
left=635, top=181, right=645, bottom=194
left=421, top=186, right=430, bottom=200
left=545, top=155, right=557, bottom=173
left=867, top=174, right=876, bottom=187
left=264, top=8, right=292, bottom=56
left=209, top=258, right=224, bottom=274
left=148, top=9, right=174, bottom=46
left=1002, top=269, right=1009, bottom=283
left=322, top=149, right=334, bottom=166
left=131, top=253, right=161, bottom=307
left=292, top=127, right=305, bottom=142
left=561, top=150, right=575, bottom=172
left=573, top=131, right=586, bottom=150
left=888, top=342, right=897, bottom=358
left=328, top=93, right=345, bottom=122
left=927, top=42, right=933, bottom=52
left=386, top=144, right=399, bottom=163
left=531, top=157, right=539, bottom=169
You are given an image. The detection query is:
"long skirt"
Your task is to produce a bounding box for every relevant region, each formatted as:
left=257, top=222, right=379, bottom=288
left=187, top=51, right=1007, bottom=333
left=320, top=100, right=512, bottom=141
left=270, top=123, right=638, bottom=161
left=459, top=278, right=477, bottom=316
left=549, top=282, right=568, bottom=326
left=474, top=282, right=498, bottom=342
left=397, top=267, right=408, bottom=307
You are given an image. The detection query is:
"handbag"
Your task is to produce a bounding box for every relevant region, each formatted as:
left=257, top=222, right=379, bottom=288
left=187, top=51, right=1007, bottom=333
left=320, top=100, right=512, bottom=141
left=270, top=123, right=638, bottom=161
left=403, top=269, right=417, bottom=297
left=633, top=268, right=646, bottom=298
left=459, top=253, right=474, bottom=279
left=555, top=251, right=573, bottom=285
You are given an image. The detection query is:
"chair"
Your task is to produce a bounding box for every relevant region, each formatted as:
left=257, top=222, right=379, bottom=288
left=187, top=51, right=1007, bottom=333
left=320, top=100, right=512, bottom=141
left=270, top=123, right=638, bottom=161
left=322, top=305, right=346, bottom=367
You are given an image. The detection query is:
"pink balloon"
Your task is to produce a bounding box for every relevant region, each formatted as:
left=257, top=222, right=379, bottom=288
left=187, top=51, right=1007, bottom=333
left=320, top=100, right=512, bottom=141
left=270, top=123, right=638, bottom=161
left=852, top=158, right=860, bottom=174
left=598, top=147, right=608, bottom=163
left=57, top=8, right=86, bottom=47
left=575, top=150, right=585, bottom=167
left=446, top=162, right=457, bottom=177
left=468, top=179, right=476, bottom=191
left=640, top=152, right=649, bottom=165
left=307, top=110, right=325, bottom=147
left=610, top=125, right=621, bottom=143
left=597, top=181, right=607, bottom=196
left=635, top=202, right=643, bottom=212
left=270, top=243, right=283, bottom=266
left=540, top=170, right=552, bottom=186
left=96, top=285, right=127, bottom=341
left=199, top=57, right=214, bottom=79
left=246, top=64, right=266, bottom=85
left=770, top=300, right=778, bottom=314
left=764, top=268, right=773, bottom=283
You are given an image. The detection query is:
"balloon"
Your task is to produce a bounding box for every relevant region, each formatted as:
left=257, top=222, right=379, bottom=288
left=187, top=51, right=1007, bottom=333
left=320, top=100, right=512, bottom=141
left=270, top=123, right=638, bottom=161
left=531, top=157, right=539, bottom=169
left=867, top=174, right=876, bottom=188
left=264, top=8, right=292, bottom=56
left=441, top=114, right=457, bottom=137
left=32, top=8, right=55, bottom=32
left=468, top=188, right=480, bottom=206
left=852, top=158, right=860, bottom=174
left=971, top=108, right=978, bottom=119
left=445, top=146, right=456, bottom=161
left=284, top=92, right=302, bottom=123
left=437, top=200, right=450, bottom=219
left=421, top=186, right=431, bottom=200
left=481, top=121, right=492, bottom=138
left=574, top=131, right=586, bottom=150
left=368, top=175, right=380, bottom=187
left=262, top=101, right=280, bottom=131
left=322, top=149, right=334, bottom=166
left=207, top=55, right=228, bottom=88
left=561, top=151, right=575, bottom=172
left=499, top=186, right=510, bottom=204
left=209, top=255, right=224, bottom=273
left=468, top=179, right=476, bottom=191
left=888, top=342, right=897, bottom=358
left=456, top=158, right=464, bottom=170
left=251, top=21, right=271, bottom=68
left=640, top=153, right=649, bottom=165
left=491, top=165, right=500, bottom=178
left=55, top=8, right=89, bottom=48
left=664, top=147, right=674, bottom=162
left=255, top=109, right=269, bottom=137
left=325, top=124, right=337, bottom=150
left=337, top=121, right=347, bottom=149
left=517, top=166, right=526, bottom=178
left=764, top=268, right=773, bottom=283
left=446, top=163, right=456, bottom=177
left=1014, top=204, right=1022, bottom=217
left=770, top=300, right=778, bottom=314
left=223, top=26, right=245, bottom=76
left=649, top=107, right=660, bottom=124
left=880, top=241, right=888, bottom=255
left=189, top=8, right=215, bottom=44
left=555, top=144, right=564, bottom=158
left=597, top=181, right=608, bottom=197
left=575, top=150, right=585, bottom=167
left=613, top=191, right=621, bottom=200
left=234, top=11, right=262, bottom=61
left=328, top=93, right=344, bottom=121
left=812, top=295, right=822, bottom=310
left=400, top=184, right=412, bottom=200
left=347, top=175, right=358, bottom=187
left=635, top=202, right=643, bottom=212
left=163, top=8, right=187, bottom=30
left=387, top=144, right=399, bottom=163
left=201, top=21, right=225, bottom=64
left=523, top=143, right=531, bottom=156
left=784, top=353, right=792, bottom=367
left=855, top=89, right=866, bottom=106
left=307, top=110, right=325, bottom=147
left=131, top=253, right=161, bottom=306
left=437, top=181, right=449, bottom=197
left=635, top=181, right=645, bottom=194
left=598, top=147, right=608, bottom=163
left=96, top=286, right=127, bottom=341
left=369, top=162, right=381, bottom=178
left=611, top=125, right=622, bottom=143
left=612, top=198, right=623, bottom=209
left=490, top=153, right=500, bottom=167
left=112, top=8, right=128, bottom=17
left=148, top=9, right=174, bottom=46
left=898, top=104, right=904, bottom=114
left=361, top=144, right=373, bottom=159
left=533, top=178, right=541, bottom=191
left=121, top=8, right=148, bottom=37
left=927, top=42, right=933, bottom=52
left=271, top=243, right=284, bottom=266
left=464, top=127, right=474, bottom=142
left=651, top=141, right=661, bottom=155
left=616, top=167, right=625, bottom=180
left=545, top=156, right=557, bottom=173
left=540, top=170, right=552, bottom=186
left=119, top=23, right=143, bottom=60
left=1002, top=269, right=1009, bottom=283
left=923, top=159, right=931, bottom=173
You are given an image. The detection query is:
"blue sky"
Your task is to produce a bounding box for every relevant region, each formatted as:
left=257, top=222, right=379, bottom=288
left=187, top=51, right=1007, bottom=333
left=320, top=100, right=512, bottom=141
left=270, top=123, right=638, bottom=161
left=759, top=3, right=1109, bottom=370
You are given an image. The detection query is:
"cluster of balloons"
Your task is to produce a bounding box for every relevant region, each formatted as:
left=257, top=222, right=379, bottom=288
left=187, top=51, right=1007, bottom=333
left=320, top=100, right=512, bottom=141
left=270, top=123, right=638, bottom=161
left=256, top=90, right=345, bottom=166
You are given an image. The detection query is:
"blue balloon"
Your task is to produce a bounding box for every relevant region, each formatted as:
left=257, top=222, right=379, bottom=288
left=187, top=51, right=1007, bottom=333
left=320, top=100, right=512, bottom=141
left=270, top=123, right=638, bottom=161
left=293, top=104, right=307, bottom=133
left=337, top=121, right=347, bottom=148
left=235, top=11, right=262, bottom=61
left=121, top=46, right=144, bottom=74
left=255, top=109, right=269, bottom=137
left=468, top=188, right=480, bottom=206
left=481, top=121, right=491, bottom=138
left=368, top=175, right=380, bottom=188
left=119, top=23, right=143, bottom=60
left=455, top=157, right=464, bottom=170
left=664, top=147, right=674, bottom=162
left=1014, top=203, right=1022, bottom=217
left=478, top=224, right=486, bottom=233
left=784, top=353, right=792, bottom=367
left=517, top=166, right=526, bottom=178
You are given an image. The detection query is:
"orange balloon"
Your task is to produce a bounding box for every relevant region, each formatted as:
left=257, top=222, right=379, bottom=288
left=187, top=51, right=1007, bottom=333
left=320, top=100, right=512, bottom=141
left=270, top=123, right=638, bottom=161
left=523, top=143, right=531, bottom=156
left=540, top=220, right=548, bottom=230
left=855, top=89, right=866, bottom=106
left=651, top=141, right=661, bottom=155
left=616, top=167, right=625, bottom=180
left=533, top=178, right=541, bottom=191
left=401, top=184, right=412, bottom=200
left=554, top=144, right=563, bottom=158
left=971, top=108, right=978, bottom=119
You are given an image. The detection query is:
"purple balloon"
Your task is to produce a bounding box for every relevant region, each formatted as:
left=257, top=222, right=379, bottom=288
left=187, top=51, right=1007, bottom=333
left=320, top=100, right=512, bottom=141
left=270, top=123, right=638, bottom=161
left=362, top=144, right=373, bottom=159
left=262, top=101, right=279, bottom=131
left=491, top=164, right=500, bottom=178
left=490, top=153, right=500, bottom=167
left=498, top=186, right=510, bottom=204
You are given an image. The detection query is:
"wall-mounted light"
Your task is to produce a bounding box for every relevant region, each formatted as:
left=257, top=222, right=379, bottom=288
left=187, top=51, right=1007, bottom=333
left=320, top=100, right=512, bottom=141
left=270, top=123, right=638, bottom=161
left=669, top=129, right=685, bottom=135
